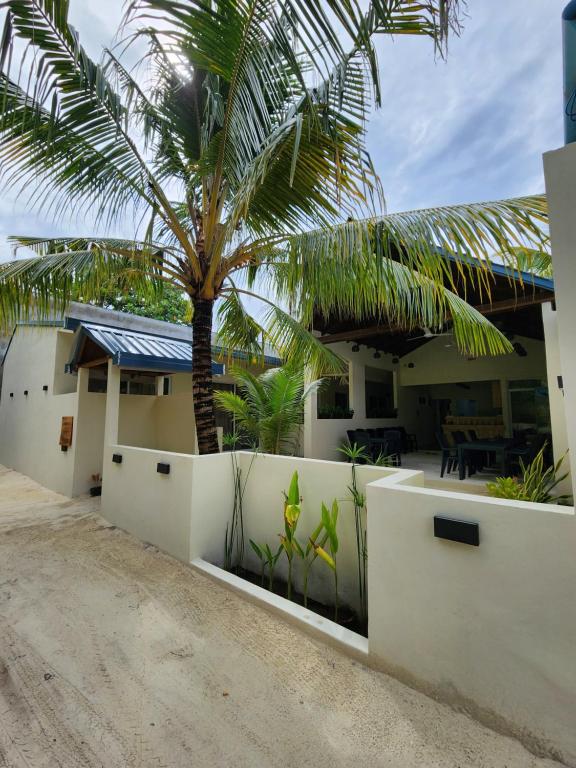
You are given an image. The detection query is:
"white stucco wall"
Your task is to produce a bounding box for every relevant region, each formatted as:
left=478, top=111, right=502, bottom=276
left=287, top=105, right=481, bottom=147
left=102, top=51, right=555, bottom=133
left=399, top=333, right=547, bottom=387
left=72, top=368, right=106, bottom=496
left=155, top=392, right=197, bottom=453
left=0, top=327, right=79, bottom=496
left=101, top=444, right=196, bottom=562
left=304, top=344, right=432, bottom=460
left=237, top=453, right=391, bottom=610
left=541, top=303, right=571, bottom=493
left=544, top=142, right=576, bottom=483
left=366, top=469, right=576, bottom=764
left=98, top=445, right=576, bottom=763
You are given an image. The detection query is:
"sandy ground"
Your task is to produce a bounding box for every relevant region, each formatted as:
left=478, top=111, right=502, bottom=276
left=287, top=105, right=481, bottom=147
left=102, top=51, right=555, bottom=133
left=0, top=466, right=566, bottom=768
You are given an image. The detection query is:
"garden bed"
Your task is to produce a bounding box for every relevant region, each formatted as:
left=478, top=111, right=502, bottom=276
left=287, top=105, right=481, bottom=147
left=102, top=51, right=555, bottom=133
left=234, top=566, right=366, bottom=636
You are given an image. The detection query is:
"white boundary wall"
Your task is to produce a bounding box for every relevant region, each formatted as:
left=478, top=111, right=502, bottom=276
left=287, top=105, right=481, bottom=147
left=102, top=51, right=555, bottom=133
left=100, top=446, right=576, bottom=764
left=366, top=468, right=576, bottom=764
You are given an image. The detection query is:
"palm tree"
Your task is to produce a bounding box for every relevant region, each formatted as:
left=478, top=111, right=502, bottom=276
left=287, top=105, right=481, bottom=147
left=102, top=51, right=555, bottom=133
left=215, top=365, right=319, bottom=454
left=0, top=0, right=549, bottom=454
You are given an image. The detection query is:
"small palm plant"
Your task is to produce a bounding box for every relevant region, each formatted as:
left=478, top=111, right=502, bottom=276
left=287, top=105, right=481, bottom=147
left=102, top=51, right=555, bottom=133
left=215, top=366, right=321, bottom=455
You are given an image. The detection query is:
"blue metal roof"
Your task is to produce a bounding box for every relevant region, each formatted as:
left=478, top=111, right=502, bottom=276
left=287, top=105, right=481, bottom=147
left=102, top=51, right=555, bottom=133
left=441, top=251, right=554, bottom=293
left=67, top=322, right=223, bottom=374
left=66, top=322, right=282, bottom=374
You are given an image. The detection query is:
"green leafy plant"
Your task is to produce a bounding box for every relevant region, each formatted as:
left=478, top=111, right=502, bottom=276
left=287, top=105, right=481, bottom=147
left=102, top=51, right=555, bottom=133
left=338, top=442, right=369, bottom=627
left=73, top=281, right=191, bottom=324
left=0, top=0, right=549, bottom=457
left=249, top=540, right=283, bottom=590
left=279, top=472, right=304, bottom=600
left=312, top=501, right=340, bottom=621
left=487, top=446, right=572, bottom=505
left=215, top=366, right=321, bottom=455
left=302, top=518, right=328, bottom=608
left=317, top=405, right=355, bottom=420
left=223, top=434, right=257, bottom=571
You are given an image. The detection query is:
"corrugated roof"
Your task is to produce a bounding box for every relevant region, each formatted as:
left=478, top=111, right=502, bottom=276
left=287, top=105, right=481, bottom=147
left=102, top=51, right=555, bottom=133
left=67, top=322, right=198, bottom=373
left=66, top=322, right=281, bottom=374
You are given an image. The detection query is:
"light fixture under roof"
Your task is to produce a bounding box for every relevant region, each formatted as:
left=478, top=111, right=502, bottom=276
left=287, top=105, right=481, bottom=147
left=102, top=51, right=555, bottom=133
left=373, top=351, right=381, bottom=359
left=351, top=344, right=360, bottom=352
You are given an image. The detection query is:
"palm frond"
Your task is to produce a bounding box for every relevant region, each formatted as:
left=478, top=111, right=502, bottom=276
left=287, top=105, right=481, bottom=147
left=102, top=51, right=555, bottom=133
left=0, top=2, right=156, bottom=224
left=282, top=195, right=549, bottom=300
left=217, top=286, right=345, bottom=375
left=0, top=244, right=167, bottom=330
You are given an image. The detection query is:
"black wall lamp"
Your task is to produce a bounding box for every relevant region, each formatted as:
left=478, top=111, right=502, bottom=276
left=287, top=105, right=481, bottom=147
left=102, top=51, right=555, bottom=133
left=373, top=351, right=381, bottom=359
left=112, top=453, right=123, bottom=464
left=23, top=390, right=28, bottom=396
left=9, top=393, right=13, bottom=398
left=42, top=385, right=48, bottom=392
left=157, top=462, right=170, bottom=475
left=351, top=344, right=360, bottom=352
left=513, top=342, right=527, bottom=358
left=434, top=516, right=479, bottom=547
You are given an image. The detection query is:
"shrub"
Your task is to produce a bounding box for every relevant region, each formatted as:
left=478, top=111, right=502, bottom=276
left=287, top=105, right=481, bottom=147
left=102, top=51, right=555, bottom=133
left=487, top=446, right=572, bottom=505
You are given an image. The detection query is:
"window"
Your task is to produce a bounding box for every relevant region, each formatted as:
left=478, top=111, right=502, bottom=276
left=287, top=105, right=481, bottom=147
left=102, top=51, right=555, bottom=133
left=365, top=366, right=396, bottom=418
left=87, top=367, right=158, bottom=395
left=317, top=374, right=351, bottom=419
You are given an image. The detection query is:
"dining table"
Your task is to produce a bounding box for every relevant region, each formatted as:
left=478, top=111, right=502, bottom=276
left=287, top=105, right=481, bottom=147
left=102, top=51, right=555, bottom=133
left=456, top=439, right=514, bottom=481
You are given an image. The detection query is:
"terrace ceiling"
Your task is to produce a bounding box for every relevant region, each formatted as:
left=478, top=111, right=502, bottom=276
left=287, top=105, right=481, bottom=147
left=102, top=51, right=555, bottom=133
left=314, top=262, right=555, bottom=358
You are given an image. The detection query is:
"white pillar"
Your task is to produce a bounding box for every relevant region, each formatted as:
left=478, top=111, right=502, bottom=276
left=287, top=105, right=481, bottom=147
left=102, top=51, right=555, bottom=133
left=349, top=358, right=365, bottom=419
left=541, top=302, right=572, bottom=492
left=544, top=143, right=576, bottom=481
left=104, top=359, right=120, bottom=447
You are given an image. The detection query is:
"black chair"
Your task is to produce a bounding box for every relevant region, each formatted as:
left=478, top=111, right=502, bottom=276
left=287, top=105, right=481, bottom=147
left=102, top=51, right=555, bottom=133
left=504, top=435, right=547, bottom=476
left=380, top=429, right=402, bottom=466
left=436, top=431, right=458, bottom=478
left=466, top=429, right=488, bottom=472
left=346, top=430, right=372, bottom=463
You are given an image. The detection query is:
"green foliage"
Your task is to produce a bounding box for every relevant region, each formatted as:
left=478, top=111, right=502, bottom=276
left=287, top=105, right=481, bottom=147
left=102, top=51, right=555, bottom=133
left=302, top=517, right=328, bottom=608
left=338, top=442, right=368, bottom=627
left=0, top=0, right=552, bottom=452
left=249, top=540, right=282, bottom=590
left=214, top=366, right=321, bottom=455
left=317, top=405, right=355, bottom=419
left=223, top=443, right=257, bottom=571
left=312, top=501, right=340, bottom=621
left=487, top=447, right=572, bottom=505
left=280, top=471, right=304, bottom=600
left=73, top=282, right=190, bottom=324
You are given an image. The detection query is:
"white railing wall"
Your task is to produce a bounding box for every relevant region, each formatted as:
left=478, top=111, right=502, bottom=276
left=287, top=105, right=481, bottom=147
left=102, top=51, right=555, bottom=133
left=100, top=446, right=576, bottom=764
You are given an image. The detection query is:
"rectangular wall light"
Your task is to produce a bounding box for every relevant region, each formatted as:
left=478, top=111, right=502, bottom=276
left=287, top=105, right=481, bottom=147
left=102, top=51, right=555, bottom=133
left=434, top=516, right=479, bottom=546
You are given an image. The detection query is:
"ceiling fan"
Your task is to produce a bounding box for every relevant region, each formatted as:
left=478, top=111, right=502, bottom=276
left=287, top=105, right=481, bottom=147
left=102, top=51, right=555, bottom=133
left=408, top=327, right=453, bottom=341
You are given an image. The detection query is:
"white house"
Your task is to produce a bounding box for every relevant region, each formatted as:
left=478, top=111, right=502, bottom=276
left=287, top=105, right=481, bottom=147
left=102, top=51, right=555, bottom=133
left=0, top=302, right=280, bottom=497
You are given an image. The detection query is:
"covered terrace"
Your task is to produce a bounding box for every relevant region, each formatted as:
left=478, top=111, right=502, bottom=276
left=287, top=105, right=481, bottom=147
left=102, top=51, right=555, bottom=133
left=303, top=262, right=568, bottom=487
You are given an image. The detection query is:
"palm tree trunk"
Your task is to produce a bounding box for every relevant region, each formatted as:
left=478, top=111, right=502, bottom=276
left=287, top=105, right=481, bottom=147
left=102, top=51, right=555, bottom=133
left=192, top=297, right=219, bottom=454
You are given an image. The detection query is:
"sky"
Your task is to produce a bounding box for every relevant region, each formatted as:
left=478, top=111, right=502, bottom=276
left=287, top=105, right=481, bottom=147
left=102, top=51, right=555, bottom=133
left=0, top=0, right=568, bottom=260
